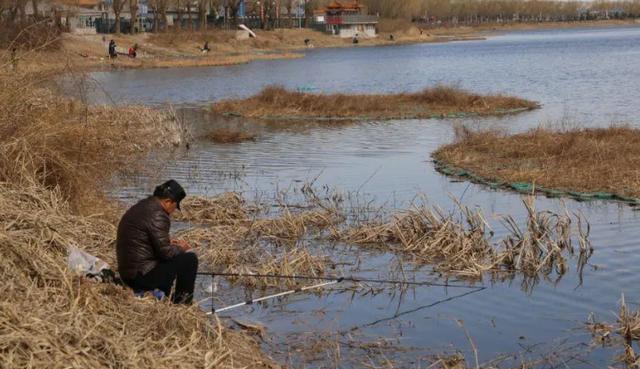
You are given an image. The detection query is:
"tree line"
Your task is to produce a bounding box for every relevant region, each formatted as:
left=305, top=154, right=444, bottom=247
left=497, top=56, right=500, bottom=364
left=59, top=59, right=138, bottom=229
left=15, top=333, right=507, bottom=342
left=311, top=0, right=640, bottom=22
left=362, top=0, right=640, bottom=23
left=3, top=0, right=640, bottom=38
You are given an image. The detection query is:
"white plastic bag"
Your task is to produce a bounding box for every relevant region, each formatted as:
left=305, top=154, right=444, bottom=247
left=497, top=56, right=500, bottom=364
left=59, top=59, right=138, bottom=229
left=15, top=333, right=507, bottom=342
left=67, top=246, right=110, bottom=276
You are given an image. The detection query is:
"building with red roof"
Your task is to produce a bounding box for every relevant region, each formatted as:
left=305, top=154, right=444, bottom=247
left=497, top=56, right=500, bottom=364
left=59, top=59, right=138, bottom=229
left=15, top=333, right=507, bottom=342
left=313, top=0, right=378, bottom=38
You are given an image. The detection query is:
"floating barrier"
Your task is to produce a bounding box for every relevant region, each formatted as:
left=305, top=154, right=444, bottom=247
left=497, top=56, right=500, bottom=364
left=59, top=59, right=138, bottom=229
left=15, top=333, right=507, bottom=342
left=433, top=159, right=640, bottom=206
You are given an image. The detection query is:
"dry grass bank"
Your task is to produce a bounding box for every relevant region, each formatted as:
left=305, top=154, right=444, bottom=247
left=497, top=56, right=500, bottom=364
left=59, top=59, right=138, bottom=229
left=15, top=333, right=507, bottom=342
left=0, top=183, right=276, bottom=369
left=148, top=26, right=436, bottom=53
left=0, top=71, right=186, bottom=213
left=211, top=85, right=538, bottom=121
left=4, top=26, right=433, bottom=74
left=433, top=126, right=640, bottom=200
left=0, top=70, right=278, bottom=368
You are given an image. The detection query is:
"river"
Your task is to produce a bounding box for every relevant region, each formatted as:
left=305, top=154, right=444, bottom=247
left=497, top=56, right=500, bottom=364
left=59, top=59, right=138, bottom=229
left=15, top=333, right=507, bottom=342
left=84, top=26, right=640, bottom=367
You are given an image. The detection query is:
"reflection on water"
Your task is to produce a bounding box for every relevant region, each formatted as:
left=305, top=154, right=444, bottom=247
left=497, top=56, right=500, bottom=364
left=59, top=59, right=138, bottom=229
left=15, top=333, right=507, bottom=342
left=95, top=26, right=640, bottom=367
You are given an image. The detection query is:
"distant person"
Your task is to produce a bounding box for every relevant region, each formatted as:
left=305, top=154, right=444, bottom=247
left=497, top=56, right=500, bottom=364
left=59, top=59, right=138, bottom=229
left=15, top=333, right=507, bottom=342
left=128, top=44, right=137, bottom=58
left=116, top=180, right=198, bottom=304
left=352, top=34, right=359, bottom=44
left=389, top=34, right=394, bottom=41
left=200, top=41, right=210, bottom=53
left=304, top=38, right=310, bottom=46
left=108, top=39, right=117, bottom=59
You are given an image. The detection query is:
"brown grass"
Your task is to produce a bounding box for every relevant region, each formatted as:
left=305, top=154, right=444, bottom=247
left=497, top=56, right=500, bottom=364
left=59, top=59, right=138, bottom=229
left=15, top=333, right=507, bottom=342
left=0, top=69, right=278, bottom=367
left=211, top=85, right=538, bottom=120
left=0, top=70, right=187, bottom=213
left=207, top=129, right=258, bottom=143
left=175, top=193, right=257, bottom=224
left=334, top=197, right=592, bottom=283
left=175, top=194, right=342, bottom=289
left=0, top=183, right=278, bottom=368
left=0, top=21, right=61, bottom=50
left=585, top=295, right=640, bottom=367
left=433, top=125, right=640, bottom=199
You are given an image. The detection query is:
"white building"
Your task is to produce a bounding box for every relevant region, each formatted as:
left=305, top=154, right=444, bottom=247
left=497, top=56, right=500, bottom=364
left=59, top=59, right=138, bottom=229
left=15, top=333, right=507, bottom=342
left=314, top=0, right=378, bottom=38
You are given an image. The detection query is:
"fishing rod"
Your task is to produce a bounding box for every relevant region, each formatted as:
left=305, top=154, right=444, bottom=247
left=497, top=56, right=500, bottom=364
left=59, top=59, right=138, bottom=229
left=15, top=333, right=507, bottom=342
left=197, top=271, right=481, bottom=289
left=206, top=279, right=341, bottom=314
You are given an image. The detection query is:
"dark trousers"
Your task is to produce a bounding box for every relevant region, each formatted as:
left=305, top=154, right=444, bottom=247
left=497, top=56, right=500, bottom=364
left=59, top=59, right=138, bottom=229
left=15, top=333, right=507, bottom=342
left=125, top=252, right=199, bottom=304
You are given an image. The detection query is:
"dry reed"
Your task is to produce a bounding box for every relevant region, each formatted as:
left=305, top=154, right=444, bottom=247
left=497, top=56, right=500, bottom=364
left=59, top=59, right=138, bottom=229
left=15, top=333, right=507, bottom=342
left=250, top=207, right=343, bottom=244
left=0, top=182, right=278, bottom=369
left=585, top=295, right=640, bottom=367
left=335, top=197, right=592, bottom=282
left=0, top=70, right=277, bottom=367
left=175, top=193, right=257, bottom=225
left=175, top=194, right=342, bottom=288
left=211, top=85, right=539, bottom=121
left=0, top=71, right=188, bottom=213
left=336, top=202, right=496, bottom=279
left=176, top=193, right=342, bottom=241
left=178, top=226, right=329, bottom=289
left=433, top=125, right=640, bottom=199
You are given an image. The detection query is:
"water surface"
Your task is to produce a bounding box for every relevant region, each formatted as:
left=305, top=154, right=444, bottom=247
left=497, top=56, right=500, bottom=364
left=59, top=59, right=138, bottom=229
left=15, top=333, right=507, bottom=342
left=89, top=26, right=640, bottom=367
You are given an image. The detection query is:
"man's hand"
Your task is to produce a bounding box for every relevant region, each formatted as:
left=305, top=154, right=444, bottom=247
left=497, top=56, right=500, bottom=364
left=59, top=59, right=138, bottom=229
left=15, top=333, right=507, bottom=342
left=171, top=238, right=191, bottom=252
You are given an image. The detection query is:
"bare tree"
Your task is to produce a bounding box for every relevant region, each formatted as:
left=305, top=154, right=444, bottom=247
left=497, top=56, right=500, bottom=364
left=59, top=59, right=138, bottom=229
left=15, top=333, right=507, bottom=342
left=262, top=0, right=276, bottom=29
left=112, top=0, right=126, bottom=33
left=17, top=0, right=26, bottom=25
left=284, top=0, right=294, bottom=26
left=129, top=0, right=138, bottom=33
left=186, top=0, right=192, bottom=30
left=158, top=0, right=168, bottom=31
left=149, top=0, right=159, bottom=31
left=227, top=0, right=242, bottom=22
left=31, top=0, right=39, bottom=19
left=174, top=0, right=184, bottom=29
left=198, top=0, right=208, bottom=29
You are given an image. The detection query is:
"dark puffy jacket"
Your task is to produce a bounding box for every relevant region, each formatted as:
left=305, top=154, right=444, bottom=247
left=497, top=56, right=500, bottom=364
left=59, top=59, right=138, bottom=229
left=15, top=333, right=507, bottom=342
left=116, top=196, right=182, bottom=280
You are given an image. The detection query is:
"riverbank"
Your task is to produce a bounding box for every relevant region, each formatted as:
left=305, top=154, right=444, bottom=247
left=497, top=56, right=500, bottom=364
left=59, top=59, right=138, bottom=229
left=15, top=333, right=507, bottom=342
left=5, top=26, right=441, bottom=74
left=210, top=85, right=539, bottom=121
left=4, top=19, right=639, bottom=75
left=0, top=70, right=279, bottom=368
left=432, top=126, right=640, bottom=204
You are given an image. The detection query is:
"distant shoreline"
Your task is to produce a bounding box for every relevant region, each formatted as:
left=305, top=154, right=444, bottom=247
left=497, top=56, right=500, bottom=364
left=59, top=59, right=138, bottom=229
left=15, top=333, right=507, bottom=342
left=9, top=19, right=639, bottom=75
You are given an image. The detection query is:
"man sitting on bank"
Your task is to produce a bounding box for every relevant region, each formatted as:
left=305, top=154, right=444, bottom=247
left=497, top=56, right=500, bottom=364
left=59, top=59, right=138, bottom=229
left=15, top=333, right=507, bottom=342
left=116, top=180, right=198, bottom=304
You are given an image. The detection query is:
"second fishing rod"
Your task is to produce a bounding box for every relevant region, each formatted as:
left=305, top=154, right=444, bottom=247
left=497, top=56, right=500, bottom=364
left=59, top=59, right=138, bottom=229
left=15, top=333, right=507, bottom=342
left=197, top=271, right=481, bottom=289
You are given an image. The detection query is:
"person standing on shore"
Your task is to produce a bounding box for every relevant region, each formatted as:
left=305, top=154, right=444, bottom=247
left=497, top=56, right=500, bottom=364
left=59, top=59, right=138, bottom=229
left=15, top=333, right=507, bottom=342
left=108, top=39, right=117, bottom=59
left=116, top=180, right=198, bottom=304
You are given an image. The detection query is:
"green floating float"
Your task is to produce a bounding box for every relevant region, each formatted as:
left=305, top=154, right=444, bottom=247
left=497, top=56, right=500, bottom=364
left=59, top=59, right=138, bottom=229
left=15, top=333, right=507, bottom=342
left=432, top=160, right=640, bottom=206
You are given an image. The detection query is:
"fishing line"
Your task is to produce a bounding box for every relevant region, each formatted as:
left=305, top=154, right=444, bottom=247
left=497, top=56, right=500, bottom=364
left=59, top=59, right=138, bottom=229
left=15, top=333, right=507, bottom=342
left=197, top=271, right=481, bottom=289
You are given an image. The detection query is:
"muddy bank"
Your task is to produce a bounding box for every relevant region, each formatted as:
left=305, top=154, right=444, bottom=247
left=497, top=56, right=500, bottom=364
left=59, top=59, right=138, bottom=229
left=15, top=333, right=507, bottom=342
left=433, top=126, right=640, bottom=204
left=211, top=85, right=538, bottom=121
